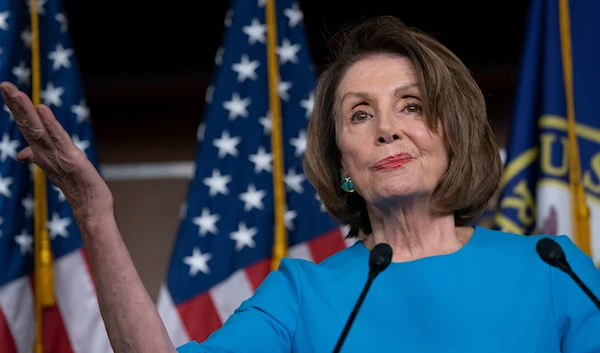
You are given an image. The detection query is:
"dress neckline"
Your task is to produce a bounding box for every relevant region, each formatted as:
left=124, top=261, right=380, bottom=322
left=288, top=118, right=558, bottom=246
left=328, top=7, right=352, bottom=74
left=354, top=226, right=482, bottom=265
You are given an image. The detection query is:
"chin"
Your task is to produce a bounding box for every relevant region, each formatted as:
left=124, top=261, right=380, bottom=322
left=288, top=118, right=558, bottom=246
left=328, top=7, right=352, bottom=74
left=368, top=184, right=419, bottom=204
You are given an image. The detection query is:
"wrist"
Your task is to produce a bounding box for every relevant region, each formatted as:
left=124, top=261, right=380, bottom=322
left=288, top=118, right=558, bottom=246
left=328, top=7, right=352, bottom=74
left=72, top=197, right=115, bottom=229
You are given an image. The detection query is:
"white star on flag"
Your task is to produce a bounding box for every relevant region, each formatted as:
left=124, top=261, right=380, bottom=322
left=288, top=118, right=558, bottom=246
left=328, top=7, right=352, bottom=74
left=72, top=135, right=90, bottom=153
left=289, top=130, right=306, bottom=157
left=0, top=174, right=14, bottom=198
left=277, top=38, right=301, bottom=64
left=239, top=184, right=266, bottom=211
left=14, top=230, right=33, bottom=254
left=232, top=54, right=260, bottom=82
left=12, top=61, right=31, bottom=86
left=224, top=9, right=234, bottom=27
left=179, top=202, right=188, bottom=219
left=213, top=130, right=241, bottom=158
left=183, top=247, right=212, bottom=276
left=284, top=3, right=303, bottom=28
left=315, top=193, right=326, bottom=212
left=48, top=43, right=73, bottom=71
left=192, top=207, right=220, bottom=236
left=0, top=133, right=20, bottom=161
left=222, top=92, right=251, bottom=120
left=203, top=169, right=232, bottom=197
left=242, top=18, right=266, bottom=45
left=20, top=29, right=32, bottom=47
left=55, top=12, right=68, bottom=32
left=278, top=77, right=292, bottom=101
left=205, top=85, right=215, bottom=104
left=47, top=212, right=71, bottom=239
left=284, top=168, right=306, bottom=194
left=53, top=184, right=65, bottom=202
left=71, top=100, right=90, bottom=123
left=259, top=111, right=272, bottom=134
left=197, top=121, right=206, bottom=142
left=230, top=222, right=258, bottom=251
left=2, top=105, right=12, bottom=121
left=41, top=82, right=64, bottom=107
left=22, top=194, right=34, bottom=217
left=215, top=46, right=225, bottom=66
left=0, top=11, right=10, bottom=31
left=248, top=146, right=272, bottom=174
left=284, top=207, right=297, bottom=231
left=300, top=91, right=314, bottom=118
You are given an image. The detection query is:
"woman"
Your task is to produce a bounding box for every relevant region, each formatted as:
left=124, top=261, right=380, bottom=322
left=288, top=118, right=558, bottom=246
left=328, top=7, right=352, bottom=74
left=2, top=15, right=599, bottom=353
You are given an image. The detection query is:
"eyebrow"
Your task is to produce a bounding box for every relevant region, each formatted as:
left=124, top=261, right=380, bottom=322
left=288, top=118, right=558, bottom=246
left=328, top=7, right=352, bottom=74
left=340, top=83, right=420, bottom=106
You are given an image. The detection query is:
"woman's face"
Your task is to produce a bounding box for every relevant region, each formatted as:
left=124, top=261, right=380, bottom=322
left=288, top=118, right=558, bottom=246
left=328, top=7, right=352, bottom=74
left=335, top=53, right=449, bottom=207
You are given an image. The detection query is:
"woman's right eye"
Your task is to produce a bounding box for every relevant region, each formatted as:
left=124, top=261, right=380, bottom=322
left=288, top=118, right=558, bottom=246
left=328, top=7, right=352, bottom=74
left=351, top=111, right=368, bottom=122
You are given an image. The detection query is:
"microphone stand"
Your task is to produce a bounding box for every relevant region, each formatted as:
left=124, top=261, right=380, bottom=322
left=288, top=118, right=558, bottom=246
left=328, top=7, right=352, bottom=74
left=561, top=262, right=600, bottom=310
left=332, top=270, right=379, bottom=353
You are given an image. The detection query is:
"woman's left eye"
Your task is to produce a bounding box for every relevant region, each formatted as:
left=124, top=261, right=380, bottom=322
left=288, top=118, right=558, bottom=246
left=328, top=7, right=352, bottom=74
left=403, top=103, right=423, bottom=114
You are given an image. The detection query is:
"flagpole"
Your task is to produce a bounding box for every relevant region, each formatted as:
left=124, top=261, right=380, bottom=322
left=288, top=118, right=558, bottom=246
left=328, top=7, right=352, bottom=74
left=265, top=0, right=288, bottom=271
left=30, top=0, right=55, bottom=352
left=558, top=0, right=591, bottom=256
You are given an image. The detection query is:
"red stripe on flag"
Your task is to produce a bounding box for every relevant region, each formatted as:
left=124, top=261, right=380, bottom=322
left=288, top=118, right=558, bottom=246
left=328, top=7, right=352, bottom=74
left=308, top=228, right=346, bottom=263
left=177, top=292, right=222, bottom=343
left=0, top=306, right=17, bottom=353
left=43, top=305, right=74, bottom=353
left=245, top=258, right=271, bottom=290
left=28, top=275, right=74, bottom=353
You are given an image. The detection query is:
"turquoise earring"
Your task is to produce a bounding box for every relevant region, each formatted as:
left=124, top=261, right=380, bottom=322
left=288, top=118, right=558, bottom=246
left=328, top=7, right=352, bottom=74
left=340, top=175, right=355, bottom=193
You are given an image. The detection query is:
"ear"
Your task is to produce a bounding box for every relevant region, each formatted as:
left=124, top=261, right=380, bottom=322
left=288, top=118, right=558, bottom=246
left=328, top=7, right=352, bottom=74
left=339, top=160, right=348, bottom=177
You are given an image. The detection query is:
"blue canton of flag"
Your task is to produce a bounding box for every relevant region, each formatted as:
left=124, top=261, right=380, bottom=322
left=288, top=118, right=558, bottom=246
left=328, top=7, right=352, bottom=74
left=157, top=0, right=348, bottom=345
left=493, top=0, right=600, bottom=268
left=0, top=1, right=110, bottom=352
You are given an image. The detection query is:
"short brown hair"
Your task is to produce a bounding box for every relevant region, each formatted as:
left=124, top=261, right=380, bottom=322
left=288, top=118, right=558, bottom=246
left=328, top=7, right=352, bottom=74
left=303, top=16, right=503, bottom=238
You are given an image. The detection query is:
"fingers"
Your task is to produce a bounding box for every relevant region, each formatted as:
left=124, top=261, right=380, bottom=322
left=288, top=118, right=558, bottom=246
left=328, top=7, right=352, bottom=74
left=16, top=146, right=34, bottom=162
left=0, top=82, right=53, bottom=148
left=36, top=105, right=76, bottom=153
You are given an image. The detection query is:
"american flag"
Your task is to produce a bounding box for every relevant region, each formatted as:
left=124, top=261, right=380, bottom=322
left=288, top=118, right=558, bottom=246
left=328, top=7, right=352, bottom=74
left=0, top=0, right=112, bottom=352
left=157, top=0, right=354, bottom=346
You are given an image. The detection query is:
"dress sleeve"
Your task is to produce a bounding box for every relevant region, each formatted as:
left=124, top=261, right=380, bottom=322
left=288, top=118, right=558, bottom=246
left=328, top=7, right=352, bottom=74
left=550, top=235, right=600, bottom=352
left=175, top=257, right=303, bottom=353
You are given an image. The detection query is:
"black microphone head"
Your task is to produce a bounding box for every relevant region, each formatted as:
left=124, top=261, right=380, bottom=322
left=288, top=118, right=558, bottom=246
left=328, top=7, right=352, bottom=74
left=369, top=243, right=393, bottom=275
left=536, top=237, right=567, bottom=269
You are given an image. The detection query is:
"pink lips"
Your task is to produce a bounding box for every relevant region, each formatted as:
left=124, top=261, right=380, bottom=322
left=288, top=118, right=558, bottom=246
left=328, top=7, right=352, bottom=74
left=373, top=153, right=413, bottom=170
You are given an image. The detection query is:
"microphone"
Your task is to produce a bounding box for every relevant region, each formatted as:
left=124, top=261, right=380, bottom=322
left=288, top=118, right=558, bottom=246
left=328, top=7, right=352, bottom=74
left=536, top=238, right=600, bottom=310
left=332, top=243, right=393, bottom=353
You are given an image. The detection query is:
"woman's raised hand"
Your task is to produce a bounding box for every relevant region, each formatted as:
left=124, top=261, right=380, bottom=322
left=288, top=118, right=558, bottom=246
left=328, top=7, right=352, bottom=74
left=0, top=81, right=113, bottom=222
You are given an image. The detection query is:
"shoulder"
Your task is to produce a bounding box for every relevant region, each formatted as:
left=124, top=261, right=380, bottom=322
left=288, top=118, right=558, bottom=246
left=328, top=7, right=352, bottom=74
left=276, top=240, right=367, bottom=281
left=258, top=240, right=367, bottom=298
left=467, top=227, right=591, bottom=279
left=472, top=226, right=569, bottom=259
left=472, top=226, right=595, bottom=265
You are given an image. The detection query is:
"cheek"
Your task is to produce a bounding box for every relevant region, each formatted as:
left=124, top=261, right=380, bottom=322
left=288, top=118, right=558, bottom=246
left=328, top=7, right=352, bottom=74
left=337, top=126, right=371, bottom=167
left=409, top=126, right=445, bottom=155
left=339, top=140, right=370, bottom=173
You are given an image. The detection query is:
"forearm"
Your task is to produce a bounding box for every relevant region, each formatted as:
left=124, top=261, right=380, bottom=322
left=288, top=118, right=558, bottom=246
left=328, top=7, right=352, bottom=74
left=78, top=208, right=177, bottom=353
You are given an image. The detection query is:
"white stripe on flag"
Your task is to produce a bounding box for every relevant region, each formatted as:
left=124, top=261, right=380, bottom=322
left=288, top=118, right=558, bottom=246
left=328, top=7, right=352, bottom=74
left=54, top=250, right=113, bottom=353
left=209, top=269, right=253, bottom=323
left=157, top=284, right=191, bottom=348
left=287, top=242, right=314, bottom=262
left=0, top=276, right=34, bottom=353
left=339, top=225, right=359, bottom=248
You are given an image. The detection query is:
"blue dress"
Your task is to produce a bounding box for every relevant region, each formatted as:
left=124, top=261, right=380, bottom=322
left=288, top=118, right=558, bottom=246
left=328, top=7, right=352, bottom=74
left=176, top=227, right=600, bottom=352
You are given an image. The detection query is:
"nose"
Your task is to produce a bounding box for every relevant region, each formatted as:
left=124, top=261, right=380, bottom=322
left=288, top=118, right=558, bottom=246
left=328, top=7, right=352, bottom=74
left=378, top=135, right=399, bottom=143
left=376, top=112, right=401, bottom=144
